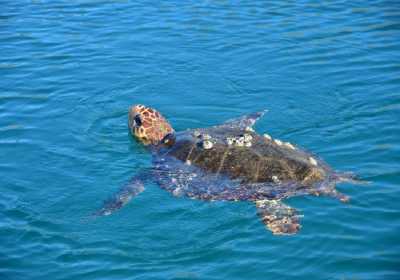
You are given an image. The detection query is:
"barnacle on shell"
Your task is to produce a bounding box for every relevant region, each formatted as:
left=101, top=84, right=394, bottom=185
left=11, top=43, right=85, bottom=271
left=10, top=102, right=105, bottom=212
left=203, top=140, right=213, bottom=149
left=263, top=133, right=272, bottom=140
left=309, top=157, right=318, bottom=166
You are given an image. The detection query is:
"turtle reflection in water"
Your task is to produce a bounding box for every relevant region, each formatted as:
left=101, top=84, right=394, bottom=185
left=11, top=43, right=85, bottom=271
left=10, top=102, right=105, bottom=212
left=95, top=104, right=364, bottom=235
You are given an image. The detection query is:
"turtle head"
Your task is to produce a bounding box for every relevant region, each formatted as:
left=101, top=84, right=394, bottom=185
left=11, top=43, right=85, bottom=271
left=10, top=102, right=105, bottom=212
left=128, top=104, right=174, bottom=145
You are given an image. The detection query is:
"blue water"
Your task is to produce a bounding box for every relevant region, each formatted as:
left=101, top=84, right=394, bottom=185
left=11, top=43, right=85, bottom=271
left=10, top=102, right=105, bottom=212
left=1, top=1, right=400, bottom=279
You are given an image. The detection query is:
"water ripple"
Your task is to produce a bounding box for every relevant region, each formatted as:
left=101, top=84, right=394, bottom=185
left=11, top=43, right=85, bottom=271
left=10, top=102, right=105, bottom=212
left=1, top=0, right=400, bottom=279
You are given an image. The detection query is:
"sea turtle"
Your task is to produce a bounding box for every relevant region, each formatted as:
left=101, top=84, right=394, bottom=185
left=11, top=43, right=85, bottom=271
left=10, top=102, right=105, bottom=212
left=95, top=104, right=362, bottom=235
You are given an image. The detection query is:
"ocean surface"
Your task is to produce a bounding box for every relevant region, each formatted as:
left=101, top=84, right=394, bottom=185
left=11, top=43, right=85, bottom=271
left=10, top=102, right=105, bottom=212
left=1, top=1, right=399, bottom=279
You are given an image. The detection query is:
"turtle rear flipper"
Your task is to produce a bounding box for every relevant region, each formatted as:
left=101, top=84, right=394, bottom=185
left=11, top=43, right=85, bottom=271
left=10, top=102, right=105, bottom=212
left=255, top=199, right=301, bottom=235
left=334, top=172, right=370, bottom=185
left=216, top=109, right=268, bottom=130
left=311, top=172, right=370, bottom=203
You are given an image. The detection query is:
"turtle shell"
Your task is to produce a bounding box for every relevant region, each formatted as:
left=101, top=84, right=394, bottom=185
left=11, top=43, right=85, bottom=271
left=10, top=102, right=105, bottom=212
left=150, top=126, right=331, bottom=201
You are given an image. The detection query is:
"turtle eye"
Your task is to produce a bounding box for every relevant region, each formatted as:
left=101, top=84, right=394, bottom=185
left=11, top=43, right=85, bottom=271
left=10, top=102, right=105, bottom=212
left=134, top=115, right=142, bottom=126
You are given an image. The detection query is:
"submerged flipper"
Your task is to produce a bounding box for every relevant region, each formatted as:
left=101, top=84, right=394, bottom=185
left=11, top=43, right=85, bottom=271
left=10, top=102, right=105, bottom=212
left=94, top=170, right=150, bottom=216
left=255, top=199, right=301, bottom=235
left=334, top=172, right=370, bottom=186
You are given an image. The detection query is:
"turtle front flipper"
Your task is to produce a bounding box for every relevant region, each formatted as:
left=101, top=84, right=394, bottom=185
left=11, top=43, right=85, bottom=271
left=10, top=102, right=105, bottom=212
left=255, top=199, right=301, bottom=235
left=94, top=170, right=151, bottom=216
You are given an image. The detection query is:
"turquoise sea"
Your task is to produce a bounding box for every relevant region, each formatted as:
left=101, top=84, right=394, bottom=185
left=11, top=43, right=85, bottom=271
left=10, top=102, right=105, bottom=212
left=1, top=1, right=399, bottom=279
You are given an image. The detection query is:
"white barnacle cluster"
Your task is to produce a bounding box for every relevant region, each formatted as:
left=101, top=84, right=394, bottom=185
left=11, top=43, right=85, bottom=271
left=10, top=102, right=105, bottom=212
left=193, top=130, right=201, bottom=138
left=263, top=133, right=272, bottom=141
left=226, top=137, right=234, bottom=146
left=226, top=133, right=253, bottom=147
left=284, top=142, right=295, bottom=150
left=309, top=156, right=318, bottom=166
left=203, top=140, right=213, bottom=149
left=202, top=134, right=211, bottom=140
left=263, top=133, right=296, bottom=151
left=201, top=134, right=214, bottom=149
left=194, top=133, right=214, bottom=150
left=271, top=175, right=281, bottom=183
left=243, top=133, right=253, bottom=142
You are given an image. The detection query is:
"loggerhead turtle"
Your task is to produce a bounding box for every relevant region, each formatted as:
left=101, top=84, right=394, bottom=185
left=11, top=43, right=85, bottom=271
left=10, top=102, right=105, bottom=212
left=95, top=104, right=362, bottom=235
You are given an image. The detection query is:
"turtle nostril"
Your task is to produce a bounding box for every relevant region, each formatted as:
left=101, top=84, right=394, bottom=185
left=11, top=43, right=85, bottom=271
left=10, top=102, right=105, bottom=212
left=134, top=115, right=142, bottom=126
